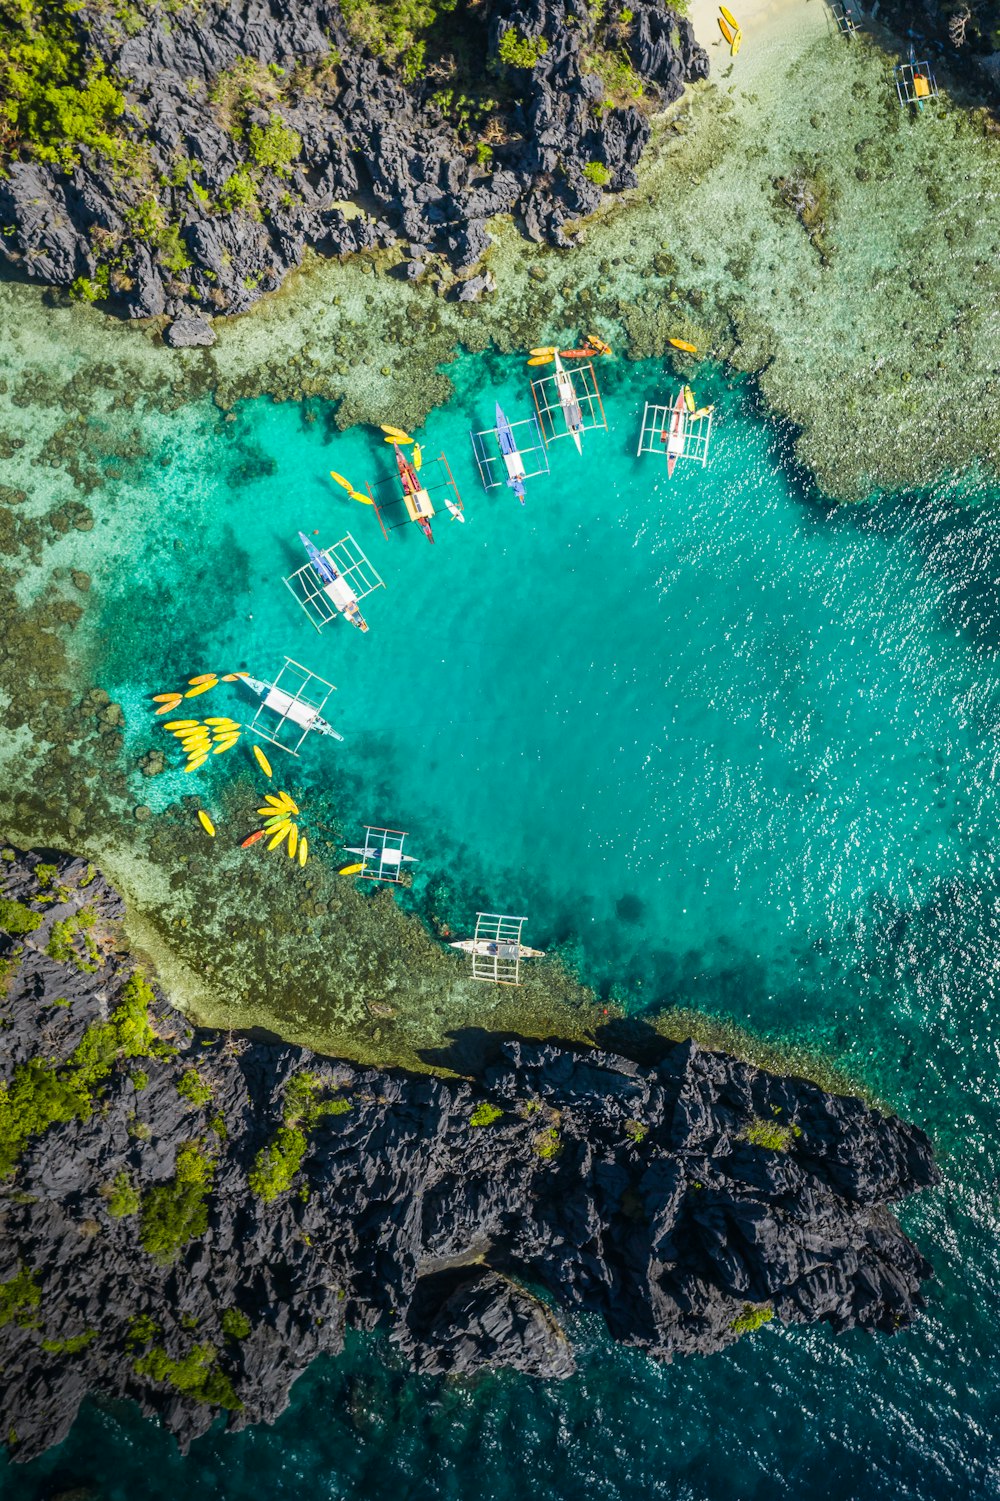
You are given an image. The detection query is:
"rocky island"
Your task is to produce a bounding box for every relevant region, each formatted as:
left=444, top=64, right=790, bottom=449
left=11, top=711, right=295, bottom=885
left=0, top=845, right=938, bottom=1462
left=0, top=0, right=706, bottom=335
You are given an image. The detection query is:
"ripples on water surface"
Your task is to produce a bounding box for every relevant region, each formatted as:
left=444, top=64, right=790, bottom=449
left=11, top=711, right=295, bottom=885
left=1, top=348, right=996, bottom=1498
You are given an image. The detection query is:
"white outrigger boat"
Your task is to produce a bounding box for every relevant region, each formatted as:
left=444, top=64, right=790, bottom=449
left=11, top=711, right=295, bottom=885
left=450, top=936, right=545, bottom=960
left=553, top=352, right=584, bottom=453
left=241, top=671, right=344, bottom=742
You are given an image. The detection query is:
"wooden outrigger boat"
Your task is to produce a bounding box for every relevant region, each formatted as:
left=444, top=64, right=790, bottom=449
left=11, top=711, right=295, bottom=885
left=554, top=352, right=585, bottom=453
left=394, top=443, right=435, bottom=543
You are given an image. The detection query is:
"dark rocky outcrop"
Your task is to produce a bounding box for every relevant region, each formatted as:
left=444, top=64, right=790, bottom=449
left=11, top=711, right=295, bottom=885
left=0, top=846, right=938, bottom=1463
left=0, top=0, right=707, bottom=324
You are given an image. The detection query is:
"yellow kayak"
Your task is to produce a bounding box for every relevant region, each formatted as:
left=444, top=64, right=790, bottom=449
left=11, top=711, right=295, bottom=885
left=197, top=810, right=215, bottom=837
left=212, top=736, right=240, bottom=754
left=185, top=754, right=208, bottom=772
left=719, top=14, right=735, bottom=43
left=720, top=5, right=739, bottom=26
left=298, top=836, right=309, bottom=867
left=184, top=680, right=217, bottom=698
left=263, top=794, right=286, bottom=809
left=683, top=385, right=696, bottom=413
left=277, top=792, right=299, bottom=814
left=669, top=338, right=698, bottom=354
left=253, top=744, right=273, bottom=778
left=163, top=719, right=199, bottom=730
left=267, top=825, right=290, bottom=851
left=731, top=25, right=742, bottom=54
left=338, top=863, right=364, bottom=876
left=287, top=825, right=298, bottom=859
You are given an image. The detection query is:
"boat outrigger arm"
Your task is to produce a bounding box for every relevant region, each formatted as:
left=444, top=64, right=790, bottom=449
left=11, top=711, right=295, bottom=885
left=495, top=402, right=527, bottom=503
left=297, top=532, right=368, bottom=632
left=241, top=673, right=345, bottom=741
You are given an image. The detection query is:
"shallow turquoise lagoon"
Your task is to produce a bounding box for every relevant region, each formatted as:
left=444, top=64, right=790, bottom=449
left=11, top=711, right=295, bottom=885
left=12, top=350, right=1000, bottom=1497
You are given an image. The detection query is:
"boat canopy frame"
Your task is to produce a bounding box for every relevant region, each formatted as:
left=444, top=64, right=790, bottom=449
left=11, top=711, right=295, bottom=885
left=367, top=452, right=463, bottom=539
left=830, top=1, right=858, bottom=36
left=283, top=532, right=385, bottom=633
left=530, top=362, right=608, bottom=447
left=893, top=54, right=938, bottom=106
left=469, top=912, right=529, bottom=986
left=354, top=825, right=412, bottom=884
left=245, top=658, right=338, bottom=757
left=470, top=414, right=550, bottom=492
left=637, top=398, right=714, bottom=468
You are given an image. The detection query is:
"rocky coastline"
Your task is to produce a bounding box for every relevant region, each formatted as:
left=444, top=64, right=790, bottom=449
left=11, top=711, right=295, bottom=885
left=0, top=845, right=938, bottom=1462
left=0, top=0, right=707, bottom=339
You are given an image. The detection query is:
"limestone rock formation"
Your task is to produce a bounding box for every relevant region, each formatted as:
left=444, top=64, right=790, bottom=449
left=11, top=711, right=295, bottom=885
left=0, top=846, right=938, bottom=1463
left=0, top=0, right=708, bottom=320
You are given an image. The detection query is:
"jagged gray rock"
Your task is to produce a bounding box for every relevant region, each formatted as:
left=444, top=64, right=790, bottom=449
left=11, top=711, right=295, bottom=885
left=0, top=0, right=708, bottom=319
left=0, top=845, right=938, bottom=1464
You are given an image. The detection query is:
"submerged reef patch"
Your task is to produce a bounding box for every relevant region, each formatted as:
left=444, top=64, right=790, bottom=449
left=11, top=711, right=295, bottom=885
left=0, top=847, right=939, bottom=1462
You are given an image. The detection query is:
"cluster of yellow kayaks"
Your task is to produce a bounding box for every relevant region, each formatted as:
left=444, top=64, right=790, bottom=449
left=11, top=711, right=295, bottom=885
left=151, top=670, right=247, bottom=716
left=161, top=716, right=242, bottom=772
left=244, top=790, right=309, bottom=866
left=149, top=680, right=308, bottom=866
left=718, top=4, right=742, bottom=54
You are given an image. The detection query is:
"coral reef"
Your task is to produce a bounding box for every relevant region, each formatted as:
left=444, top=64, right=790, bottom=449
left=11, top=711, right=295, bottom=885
left=0, top=846, right=938, bottom=1462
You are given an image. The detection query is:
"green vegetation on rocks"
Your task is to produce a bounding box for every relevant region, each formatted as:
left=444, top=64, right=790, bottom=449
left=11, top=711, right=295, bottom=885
left=744, top=1118, right=795, bottom=1152
left=107, top=1169, right=140, bottom=1218
left=133, top=1339, right=242, bottom=1409
left=177, top=1068, right=213, bottom=1108
left=40, top=1329, right=96, bottom=1354
left=0, top=1265, right=40, bottom=1329
left=221, top=1307, right=251, bottom=1340
left=138, top=1141, right=214, bottom=1264
left=0, top=898, right=40, bottom=936
left=498, top=26, right=549, bottom=68
left=469, top=1102, right=503, bottom=1127
left=0, top=969, right=158, bottom=1176
left=0, top=0, right=127, bottom=170
left=730, top=1303, right=774, bottom=1335
left=250, top=1071, right=352, bottom=1202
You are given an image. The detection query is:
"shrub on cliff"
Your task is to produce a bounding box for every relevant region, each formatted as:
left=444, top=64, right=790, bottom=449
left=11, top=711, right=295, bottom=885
left=138, top=1142, right=214, bottom=1264
left=134, top=1340, right=241, bottom=1409
left=249, top=1125, right=307, bottom=1202
left=730, top=1303, right=774, bottom=1336
left=0, top=0, right=126, bottom=170
left=0, top=898, right=41, bottom=936
left=498, top=27, right=549, bottom=68
left=0, top=968, right=159, bottom=1176
left=744, top=1118, right=795, bottom=1152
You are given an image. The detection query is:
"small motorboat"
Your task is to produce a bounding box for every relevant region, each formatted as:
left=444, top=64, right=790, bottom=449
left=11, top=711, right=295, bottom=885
left=395, top=444, right=435, bottom=542
left=662, top=391, right=687, bottom=478
left=554, top=352, right=584, bottom=454
left=297, top=532, right=368, bottom=631
left=495, top=402, right=527, bottom=503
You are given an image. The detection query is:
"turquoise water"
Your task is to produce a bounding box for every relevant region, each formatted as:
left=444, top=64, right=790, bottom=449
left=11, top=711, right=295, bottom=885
left=7, top=351, right=1000, bottom=1495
